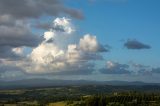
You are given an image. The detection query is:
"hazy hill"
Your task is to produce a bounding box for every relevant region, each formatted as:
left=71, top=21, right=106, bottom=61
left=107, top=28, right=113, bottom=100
left=0, top=78, right=160, bottom=89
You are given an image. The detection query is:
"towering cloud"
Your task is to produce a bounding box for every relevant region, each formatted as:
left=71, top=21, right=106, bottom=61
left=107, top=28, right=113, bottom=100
left=31, top=17, right=74, bottom=65
left=22, top=17, right=107, bottom=74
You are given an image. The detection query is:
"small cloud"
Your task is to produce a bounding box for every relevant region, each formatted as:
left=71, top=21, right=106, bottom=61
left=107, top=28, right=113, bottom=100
left=53, top=17, right=75, bottom=34
left=100, top=61, right=130, bottom=74
left=79, top=34, right=109, bottom=52
left=12, top=47, right=24, bottom=55
left=124, top=39, right=151, bottom=50
left=138, top=69, right=152, bottom=76
left=0, top=46, right=23, bottom=60
left=130, top=61, right=150, bottom=69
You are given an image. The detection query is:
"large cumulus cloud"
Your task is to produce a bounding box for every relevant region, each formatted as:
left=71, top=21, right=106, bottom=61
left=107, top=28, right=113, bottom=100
left=16, top=17, right=107, bottom=75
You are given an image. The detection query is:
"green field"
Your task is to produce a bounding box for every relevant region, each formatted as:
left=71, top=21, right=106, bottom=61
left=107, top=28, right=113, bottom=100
left=1, top=85, right=160, bottom=106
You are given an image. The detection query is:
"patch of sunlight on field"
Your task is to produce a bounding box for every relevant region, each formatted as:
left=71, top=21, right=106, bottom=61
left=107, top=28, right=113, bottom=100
left=3, top=104, right=17, bottom=106
left=0, top=90, right=26, bottom=95
left=48, top=102, right=66, bottom=106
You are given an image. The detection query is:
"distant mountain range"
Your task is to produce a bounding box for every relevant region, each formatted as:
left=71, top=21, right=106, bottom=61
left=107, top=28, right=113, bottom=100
left=0, top=78, right=160, bottom=90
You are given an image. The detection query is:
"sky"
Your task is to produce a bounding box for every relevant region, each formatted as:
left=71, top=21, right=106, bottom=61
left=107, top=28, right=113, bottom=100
left=0, top=0, right=160, bottom=83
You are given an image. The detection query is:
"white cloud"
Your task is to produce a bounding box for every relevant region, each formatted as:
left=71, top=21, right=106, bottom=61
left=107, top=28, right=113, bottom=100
left=30, top=43, right=64, bottom=65
left=79, top=34, right=99, bottom=52
left=53, top=17, right=75, bottom=34
left=67, top=44, right=81, bottom=63
left=79, top=34, right=108, bottom=52
left=12, top=47, right=24, bottom=55
left=106, top=61, right=115, bottom=69
left=44, top=31, right=55, bottom=42
left=30, top=17, right=75, bottom=66
left=0, top=17, right=107, bottom=76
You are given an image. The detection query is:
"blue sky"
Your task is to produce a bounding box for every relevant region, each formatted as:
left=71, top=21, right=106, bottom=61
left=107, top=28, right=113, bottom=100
left=66, top=0, right=160, bottom=67
left=0, top=0, right=160, bottom=82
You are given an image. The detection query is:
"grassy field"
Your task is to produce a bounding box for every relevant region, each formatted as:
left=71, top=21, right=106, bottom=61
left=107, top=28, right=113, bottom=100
left=48, top=102, right=67, bottom=106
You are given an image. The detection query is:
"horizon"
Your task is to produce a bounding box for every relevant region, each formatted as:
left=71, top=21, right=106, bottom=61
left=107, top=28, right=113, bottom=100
left=0, top=0, right=160, bottom=83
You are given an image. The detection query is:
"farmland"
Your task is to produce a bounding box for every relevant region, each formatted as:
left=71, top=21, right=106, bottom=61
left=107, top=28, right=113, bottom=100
left=1, top=85, right=160, bottom=106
